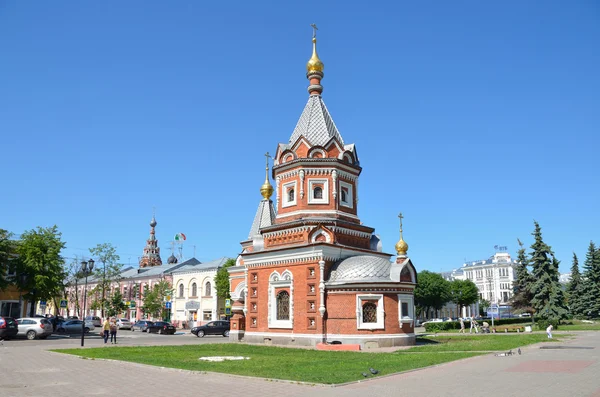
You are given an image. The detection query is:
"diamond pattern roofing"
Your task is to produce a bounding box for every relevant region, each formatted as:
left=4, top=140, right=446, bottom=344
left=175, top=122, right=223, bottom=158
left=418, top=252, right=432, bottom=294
left=327, top=255, right=393, bottom=283
left=288, top=95, right=344, bottom=147
left=248, top=199, right=276, bottom=239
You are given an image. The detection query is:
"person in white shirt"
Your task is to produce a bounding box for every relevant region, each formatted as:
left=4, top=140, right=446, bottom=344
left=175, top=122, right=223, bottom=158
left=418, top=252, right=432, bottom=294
left=546, top=324, right=553, bottom=339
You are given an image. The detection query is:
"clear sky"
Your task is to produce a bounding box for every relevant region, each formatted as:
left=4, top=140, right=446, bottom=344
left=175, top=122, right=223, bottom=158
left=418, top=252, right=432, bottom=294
left=1, top=1, right=598, bottom=274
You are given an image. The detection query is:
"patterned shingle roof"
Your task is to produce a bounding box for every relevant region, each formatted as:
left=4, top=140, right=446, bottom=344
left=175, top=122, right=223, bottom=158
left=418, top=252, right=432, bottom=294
left=248, top=199, right=276, bottom=239
left=288, top=95, right=344, bottom=147
left=327, top=255, right=392, bottom=284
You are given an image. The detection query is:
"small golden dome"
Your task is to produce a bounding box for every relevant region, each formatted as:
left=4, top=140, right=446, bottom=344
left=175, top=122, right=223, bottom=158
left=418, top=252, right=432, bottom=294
left=395, top=238, right=409, bottom=256
left=260, top=152, right=274, bottom=199
left=306, top=37, right=324, bottom=73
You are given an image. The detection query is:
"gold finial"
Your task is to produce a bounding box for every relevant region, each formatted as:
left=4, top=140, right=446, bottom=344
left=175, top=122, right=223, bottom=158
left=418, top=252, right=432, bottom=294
left=395, top=212, right=409, bottom=256
left=260, top=152, right=274, bottom=199
left=307, top=23, right=324, bottom=73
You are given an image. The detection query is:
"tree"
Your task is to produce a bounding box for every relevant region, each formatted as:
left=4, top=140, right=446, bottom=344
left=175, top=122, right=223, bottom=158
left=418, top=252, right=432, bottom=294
left=414, top=271, right=451, bottom=318
left=0, top=229, right=17, bottom=291
left=16, top=226, right=67, bottom=316
left=528, top=222, right=568, bottom=321
left=511, top=238, right=534, bottom=316
left=449, top=279, right=479, bottom=316
left=478, top=298, right=491, bottom=316
left=566, top=253, right=584, bottom=317
left=142, top=278, right=172, bottom=320
left=105, top=290, right=128, bottom=318
left=214, top=258, right=236, bottom=299
left=580, top=241, right=600, bottom=318
left=89, top=243, right=123, bottom=318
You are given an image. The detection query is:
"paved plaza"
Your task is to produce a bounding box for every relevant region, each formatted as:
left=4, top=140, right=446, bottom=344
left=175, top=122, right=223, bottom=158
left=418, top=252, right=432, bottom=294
left=0, top=331, right=599, bottom=396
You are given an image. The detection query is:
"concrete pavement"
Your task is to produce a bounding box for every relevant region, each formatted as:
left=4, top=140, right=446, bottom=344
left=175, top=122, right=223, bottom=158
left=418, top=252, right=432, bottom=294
left=0, top=331, right=598, bottom=396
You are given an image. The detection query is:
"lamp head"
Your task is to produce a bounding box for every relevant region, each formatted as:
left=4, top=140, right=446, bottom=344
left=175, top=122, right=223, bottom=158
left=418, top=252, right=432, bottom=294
left=80, top=261, right=87, bottom=272
left=88, top=258, right=95, bottom=271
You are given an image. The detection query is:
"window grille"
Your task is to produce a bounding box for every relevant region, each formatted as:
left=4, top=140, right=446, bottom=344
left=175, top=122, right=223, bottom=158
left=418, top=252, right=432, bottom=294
left=314, top=186, right=323, bottom=199
left=276, top=291, right=290, bottom=320
left=362, top=302, right=377, bottom=323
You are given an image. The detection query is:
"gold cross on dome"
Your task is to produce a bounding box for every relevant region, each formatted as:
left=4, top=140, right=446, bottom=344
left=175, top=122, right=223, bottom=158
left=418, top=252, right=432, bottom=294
left=264, top=152, right=271, bottom=168
left=398, top=212, right=404, bottom=237
left=311, top=23, right=318, bottom=38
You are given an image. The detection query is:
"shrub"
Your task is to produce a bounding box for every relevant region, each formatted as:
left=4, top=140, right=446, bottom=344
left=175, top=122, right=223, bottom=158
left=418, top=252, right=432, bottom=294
left=536, top=319, right=560, bottom=331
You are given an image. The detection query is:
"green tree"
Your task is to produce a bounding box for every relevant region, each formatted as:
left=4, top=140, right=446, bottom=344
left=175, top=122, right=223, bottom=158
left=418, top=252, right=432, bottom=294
left=142, top=279, right=172, bottom=320
left=17, top=226, right=67, bottom=316
left=478, top=298, right=491, bottom=316
left=214, top=258, right=236, bottom=299
left=105, top=290, right=128, bottom=318
left=580, top=241, right=600, bottom=318
left=528, top=222, right=568, bottom=321
left=511, top=238, right=534, bottom=316
left=89, top=243, right=123, bottom=318
left=566, top=253, right=584, bottom=317
left=414, top=271, right=450, bottom=318
left=449, top=279, right=479, bottom=316
left=0, top=229, right=18, bottom=291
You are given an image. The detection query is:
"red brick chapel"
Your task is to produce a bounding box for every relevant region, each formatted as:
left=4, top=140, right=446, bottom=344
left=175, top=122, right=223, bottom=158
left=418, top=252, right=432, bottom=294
left=228, top=29, right=417, bottom=348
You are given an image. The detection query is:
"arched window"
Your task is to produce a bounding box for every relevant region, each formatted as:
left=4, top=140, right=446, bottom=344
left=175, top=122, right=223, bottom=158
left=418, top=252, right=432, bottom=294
left=288, top=188, right=295, bottom=202
left=314, top=186, right=323, bottom=199
left=205, top=282, right=211, bottom=297
left=178, top=284, right=184, bottom=298
left=191, top=283, right=197, bottom=297
left=362, top=302, right=377, bottom=323
left=276, top=291, right=290, bottom=320
left=341, top=188, right=347, bottom=203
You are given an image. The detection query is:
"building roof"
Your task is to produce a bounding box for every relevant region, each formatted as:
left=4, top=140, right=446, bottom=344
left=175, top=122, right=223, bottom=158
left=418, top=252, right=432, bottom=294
left=327, top=255, right=392, bottom=283
left=248, top=199, right=276, bottom=239
left=288, top=95, right=344, bottom=147
left=171, top=257, right=229, bottom=274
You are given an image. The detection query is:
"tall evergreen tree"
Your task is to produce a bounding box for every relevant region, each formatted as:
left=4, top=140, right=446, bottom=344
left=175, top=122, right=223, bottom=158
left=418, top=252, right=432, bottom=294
left=511, top=238, right=534, bottom=315
left=528, top=222, right=568, bottom=320
left=566, top=253, right=583, bottom=317
left=580, top=241, right=600, bottom=318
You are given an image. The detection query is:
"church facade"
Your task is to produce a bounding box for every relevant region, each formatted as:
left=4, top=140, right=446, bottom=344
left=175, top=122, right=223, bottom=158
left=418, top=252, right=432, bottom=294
left=228, top=31, right=417, bottom=348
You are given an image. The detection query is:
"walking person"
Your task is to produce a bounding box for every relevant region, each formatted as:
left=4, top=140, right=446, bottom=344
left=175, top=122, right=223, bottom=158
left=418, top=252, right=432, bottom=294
left=102, top=317, right=110, bottom=344
left=110, top=317, right=118, bottom=344
left=546, top=324, right=553, bottom=339
left=459, top=318, right=466, bottom=334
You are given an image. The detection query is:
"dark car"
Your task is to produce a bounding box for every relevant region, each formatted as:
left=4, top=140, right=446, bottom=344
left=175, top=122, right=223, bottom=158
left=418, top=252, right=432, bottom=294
left=147, top=321, right=176, bottom=335
left=131, top=320, right=154, bottom=332
left=0, top=316, right=19, bottom=339
left=191, top=321, right=230, bottom=337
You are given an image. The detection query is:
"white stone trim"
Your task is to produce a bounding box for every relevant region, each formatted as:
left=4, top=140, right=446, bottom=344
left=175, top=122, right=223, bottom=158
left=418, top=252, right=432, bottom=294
left=311, top=229, right=331, bottom=243
left=276, top=209, right=360, bottom=220
left=398, top=294, right=414, bottom=325
left=268, top=270, right=293, bottom=329
left=232, top=281, right=246, bottom=300
left=308, top=178, right=329, bottom=205
left=263, top=226, right=313, bottom=238
left=281, top=181, right=297, bottom=208
left=339, top=181, right=354, bottom=209
left=279, top=169, right=300, bottom=180
left=330, top=226, right=370, bottom=239
left=241, top=331, right=416, bottom=340
left=299, top=170, right=305, bottom=199
left=356, top=294, right=384, bottom=330
left=309, top=148, right=327, bottom=158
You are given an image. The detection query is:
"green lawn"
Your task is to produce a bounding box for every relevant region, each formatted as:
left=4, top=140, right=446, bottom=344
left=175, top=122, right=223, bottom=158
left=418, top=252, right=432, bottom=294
left=411, top=334, right=564, bottom=352
left=558, top=321, right=600, bottom=331
left=53, top=343, right=481, bottom=384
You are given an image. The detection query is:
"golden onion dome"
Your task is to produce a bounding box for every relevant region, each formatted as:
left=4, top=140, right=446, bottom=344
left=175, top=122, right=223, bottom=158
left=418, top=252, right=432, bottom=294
left=395, top=238, right=409, bottom=256
left=306, top=37, right=324, bottom=73
left=260, top=153, right=274, bottom=199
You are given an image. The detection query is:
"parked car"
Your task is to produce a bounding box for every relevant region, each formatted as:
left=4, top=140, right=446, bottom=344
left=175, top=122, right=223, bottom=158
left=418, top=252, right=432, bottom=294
left=56, top=320, right=95, bottom=334
left=116, top=318, right=132, bottom=330
left=85, top=316, right=102, bottom=327
left=0, top=316, right=18, bottom=339
left=421, top=318, right=444, bottom=326
left=16, top=317, right=53, bottom=340
left=147, top=321, right=176, bottom=335
left=191, top=321, right=230, bottom=337
left=131, top=320, right=154, bottom=332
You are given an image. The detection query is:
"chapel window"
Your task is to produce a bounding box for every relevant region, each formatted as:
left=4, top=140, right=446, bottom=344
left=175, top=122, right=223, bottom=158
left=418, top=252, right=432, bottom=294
left=288, top=188, right=295, bottom=202
left=314, top=186, right=323, bottom=199
left=341, top=188, right=348, bottom=203
left=276, top=291, right=290, bottom=321
left=362, top=302, right=377, bottom=323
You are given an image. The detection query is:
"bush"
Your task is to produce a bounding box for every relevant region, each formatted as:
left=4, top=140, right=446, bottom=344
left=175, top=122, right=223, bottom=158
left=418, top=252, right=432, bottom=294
left=423, top=317, right=532, bottom=333
left=536, top=319, right=560, bottom=331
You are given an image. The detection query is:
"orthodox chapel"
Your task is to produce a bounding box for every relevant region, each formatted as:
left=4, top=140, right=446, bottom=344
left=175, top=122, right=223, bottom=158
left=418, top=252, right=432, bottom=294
left=228, top=30, right=417, bottom=348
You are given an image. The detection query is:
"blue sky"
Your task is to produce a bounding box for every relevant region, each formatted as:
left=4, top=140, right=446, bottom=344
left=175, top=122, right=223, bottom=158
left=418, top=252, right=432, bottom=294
left=1, top=1, right=598, bottom=273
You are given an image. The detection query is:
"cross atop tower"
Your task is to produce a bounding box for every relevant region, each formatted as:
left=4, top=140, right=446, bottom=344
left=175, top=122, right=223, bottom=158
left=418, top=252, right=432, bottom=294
left=264, top=152, right=271, bottom=169
left=398, top=212, right=404, bottom=238
left=311, top=23, right=318, bottom=38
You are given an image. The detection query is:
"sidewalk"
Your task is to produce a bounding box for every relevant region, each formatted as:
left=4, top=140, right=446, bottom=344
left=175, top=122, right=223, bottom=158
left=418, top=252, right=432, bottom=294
left=0, top=331, right=598, bottom=396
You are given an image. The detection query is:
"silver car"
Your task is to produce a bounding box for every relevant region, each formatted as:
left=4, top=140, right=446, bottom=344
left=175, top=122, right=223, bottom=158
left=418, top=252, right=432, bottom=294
left=116, top=318, right=132, bottom=330
left=56, top=319, right=95, bottom=334
left=16, top=317, right=53, bottom=340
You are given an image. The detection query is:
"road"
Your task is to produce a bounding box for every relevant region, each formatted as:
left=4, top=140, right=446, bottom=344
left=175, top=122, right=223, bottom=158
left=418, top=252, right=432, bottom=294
left=1, top=330, right=599, bottom=396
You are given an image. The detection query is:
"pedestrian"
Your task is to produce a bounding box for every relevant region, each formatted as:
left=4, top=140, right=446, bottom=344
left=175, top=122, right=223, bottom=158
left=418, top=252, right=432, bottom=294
left=469, top=318, right=477, bottom=334
left=110, top=317, right=118, bottom=344
left=459, top=318, right=465, bottom=334
left=102, top=317, right=110, bottom=344
left=546, top=324, right=553, bottom=339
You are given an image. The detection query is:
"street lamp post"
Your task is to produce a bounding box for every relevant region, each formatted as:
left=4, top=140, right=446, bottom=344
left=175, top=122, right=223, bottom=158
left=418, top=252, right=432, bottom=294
left=80, top=259, right=95, bottom=347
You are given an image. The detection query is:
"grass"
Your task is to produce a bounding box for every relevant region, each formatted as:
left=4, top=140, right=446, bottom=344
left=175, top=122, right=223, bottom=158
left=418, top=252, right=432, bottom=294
left=53, top=343, right=481, bottom=384
left=411, top=333, right=564, bottom=352
left=557, top=321, right=600, bottom=331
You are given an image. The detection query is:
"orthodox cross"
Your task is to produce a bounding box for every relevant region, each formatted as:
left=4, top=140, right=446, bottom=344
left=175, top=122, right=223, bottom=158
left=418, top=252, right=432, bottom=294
left=311, top=23, right=318, bottom=38
left=398, top=212, right=404, bottom=238
left=264, top=152, right=271, bottom=168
